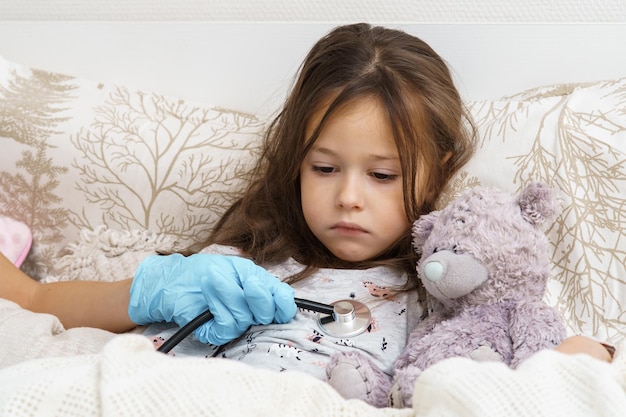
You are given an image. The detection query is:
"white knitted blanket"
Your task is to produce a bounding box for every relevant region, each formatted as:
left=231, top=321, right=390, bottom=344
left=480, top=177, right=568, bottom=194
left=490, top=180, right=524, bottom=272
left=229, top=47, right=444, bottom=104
left=0, top=227, right=625, bottom=416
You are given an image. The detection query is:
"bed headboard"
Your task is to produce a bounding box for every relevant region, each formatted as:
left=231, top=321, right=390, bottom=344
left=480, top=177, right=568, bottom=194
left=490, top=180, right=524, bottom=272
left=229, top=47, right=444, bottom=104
left=1, top=22, right=625, bottom=115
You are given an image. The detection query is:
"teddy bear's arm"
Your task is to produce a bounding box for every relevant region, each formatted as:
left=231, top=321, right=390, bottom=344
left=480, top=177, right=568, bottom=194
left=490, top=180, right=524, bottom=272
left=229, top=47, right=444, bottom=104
left=509, top=301, right=567, bottom=368
left=393, top=310, right=448, bottom=370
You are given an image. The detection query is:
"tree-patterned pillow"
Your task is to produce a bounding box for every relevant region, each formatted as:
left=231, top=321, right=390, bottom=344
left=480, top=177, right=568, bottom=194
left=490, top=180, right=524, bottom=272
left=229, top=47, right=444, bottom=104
left=0, top=56, right=267, bottom=279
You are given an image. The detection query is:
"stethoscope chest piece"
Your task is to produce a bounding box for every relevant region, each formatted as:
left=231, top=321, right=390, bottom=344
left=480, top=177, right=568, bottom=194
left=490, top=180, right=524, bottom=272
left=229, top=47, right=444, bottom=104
left=318, top=299, right=371, bottom=338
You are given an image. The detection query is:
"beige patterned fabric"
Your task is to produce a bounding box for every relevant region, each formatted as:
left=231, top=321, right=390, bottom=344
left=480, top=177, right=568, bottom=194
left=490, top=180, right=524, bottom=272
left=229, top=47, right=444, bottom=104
left=0, top=56, right=267, bottom=280
left=1, top=55, right=625, bottom=346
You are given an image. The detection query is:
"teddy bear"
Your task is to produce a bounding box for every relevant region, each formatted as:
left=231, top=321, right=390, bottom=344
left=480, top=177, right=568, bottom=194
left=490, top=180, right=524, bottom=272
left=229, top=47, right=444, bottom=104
left=325, top=182, right=567, bottom=408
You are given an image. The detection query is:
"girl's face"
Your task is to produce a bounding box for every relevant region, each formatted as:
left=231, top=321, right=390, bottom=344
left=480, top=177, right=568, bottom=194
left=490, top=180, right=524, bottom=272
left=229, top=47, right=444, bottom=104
left=300, top=97, right=410, bottom=262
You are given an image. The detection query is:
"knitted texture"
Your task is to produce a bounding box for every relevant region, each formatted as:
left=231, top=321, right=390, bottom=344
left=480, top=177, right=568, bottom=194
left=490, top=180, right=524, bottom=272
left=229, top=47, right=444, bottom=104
left=43, top=226, right=178, bottom=283
left=0, top=317, right=624, bottom=416
left=413, top=346, right=626, bottom=416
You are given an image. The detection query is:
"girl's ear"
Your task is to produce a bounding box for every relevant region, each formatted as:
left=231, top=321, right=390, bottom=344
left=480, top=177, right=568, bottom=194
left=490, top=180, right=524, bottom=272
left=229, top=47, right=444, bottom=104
left=411, top=210, right=440, bottom=254
left=441, top=151, right=453, bottom=164
left=517, top=182, right=560, bottom=226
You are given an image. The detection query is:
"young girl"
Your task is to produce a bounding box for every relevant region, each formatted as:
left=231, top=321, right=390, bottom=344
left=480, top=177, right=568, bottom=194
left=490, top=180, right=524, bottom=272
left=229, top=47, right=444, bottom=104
left=0, top=22, right=613, bottom=401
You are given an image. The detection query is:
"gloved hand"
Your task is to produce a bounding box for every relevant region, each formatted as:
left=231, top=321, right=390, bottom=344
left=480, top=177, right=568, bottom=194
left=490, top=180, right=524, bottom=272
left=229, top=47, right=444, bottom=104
left=128, top=253, right=297, bottom=345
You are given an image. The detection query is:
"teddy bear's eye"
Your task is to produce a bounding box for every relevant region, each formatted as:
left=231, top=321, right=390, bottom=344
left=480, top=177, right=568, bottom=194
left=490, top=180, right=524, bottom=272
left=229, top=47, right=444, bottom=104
left=452, top=245, right=460, bottom=254
left=432, top=247, right=439, bottom=253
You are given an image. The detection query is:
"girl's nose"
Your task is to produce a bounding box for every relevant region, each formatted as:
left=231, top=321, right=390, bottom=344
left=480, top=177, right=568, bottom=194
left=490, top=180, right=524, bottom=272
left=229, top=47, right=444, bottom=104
left=336, top=175, right=364, bottom=209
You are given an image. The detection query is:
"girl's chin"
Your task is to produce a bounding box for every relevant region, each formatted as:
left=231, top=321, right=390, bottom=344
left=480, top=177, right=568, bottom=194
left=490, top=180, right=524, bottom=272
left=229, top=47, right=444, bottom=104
left=331, top=248, right=379, bottom=264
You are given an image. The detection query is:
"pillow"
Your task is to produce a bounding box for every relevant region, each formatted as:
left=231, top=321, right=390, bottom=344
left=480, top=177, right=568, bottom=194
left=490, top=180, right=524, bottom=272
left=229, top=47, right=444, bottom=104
left=0, top=56, right=268, bottom=280
left=439, top=78, right=626, bottom=343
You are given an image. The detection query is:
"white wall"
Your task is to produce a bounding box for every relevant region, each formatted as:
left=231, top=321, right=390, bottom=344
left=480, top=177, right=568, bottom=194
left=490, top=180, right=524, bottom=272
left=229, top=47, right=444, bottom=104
left=1, top=22, right=626, bottom=116
left=1, top=1, right=625, bottom=115
left=1, top=0, right=625, bottom=21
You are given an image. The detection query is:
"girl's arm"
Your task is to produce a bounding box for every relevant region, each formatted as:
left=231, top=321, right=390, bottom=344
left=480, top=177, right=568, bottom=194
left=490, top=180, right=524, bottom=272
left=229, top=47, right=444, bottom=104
left=0, top=252, right=135, bottom=333
left=2, top=251, right=297, bottom=345
left=554, top=335, right=614, bottom=362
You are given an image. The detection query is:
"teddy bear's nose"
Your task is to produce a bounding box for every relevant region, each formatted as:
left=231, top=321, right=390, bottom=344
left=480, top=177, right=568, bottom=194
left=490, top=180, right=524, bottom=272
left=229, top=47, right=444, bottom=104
left=423, top=261, right=444, bottom=281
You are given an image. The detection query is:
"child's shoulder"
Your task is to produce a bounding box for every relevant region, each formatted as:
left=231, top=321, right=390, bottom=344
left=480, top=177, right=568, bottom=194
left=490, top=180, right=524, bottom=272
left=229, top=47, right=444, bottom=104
left=198, top=244, right=245, bottom=256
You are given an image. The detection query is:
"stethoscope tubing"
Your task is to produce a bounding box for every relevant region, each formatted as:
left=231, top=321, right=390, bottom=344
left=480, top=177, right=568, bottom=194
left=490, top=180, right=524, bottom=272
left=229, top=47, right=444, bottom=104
left=157, top=297, right=337, bottom=354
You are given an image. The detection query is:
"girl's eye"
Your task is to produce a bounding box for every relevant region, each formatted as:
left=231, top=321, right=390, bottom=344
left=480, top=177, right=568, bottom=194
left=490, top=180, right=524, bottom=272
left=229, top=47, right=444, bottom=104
left=312, top=166, right=335, bottom=174
left=371, top=172, right=398, bottom=181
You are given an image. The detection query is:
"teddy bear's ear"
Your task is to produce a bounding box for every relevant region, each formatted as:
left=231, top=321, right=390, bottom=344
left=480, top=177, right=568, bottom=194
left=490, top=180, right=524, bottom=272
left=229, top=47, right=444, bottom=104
left=412, top=210, right=440, bottom=253
left=517, top=182, right=560, bottom=226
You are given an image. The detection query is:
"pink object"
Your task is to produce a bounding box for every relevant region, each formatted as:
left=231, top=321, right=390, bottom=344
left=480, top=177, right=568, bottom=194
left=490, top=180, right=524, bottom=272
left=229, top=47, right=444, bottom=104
left=0, top=216, right=32, bottom=267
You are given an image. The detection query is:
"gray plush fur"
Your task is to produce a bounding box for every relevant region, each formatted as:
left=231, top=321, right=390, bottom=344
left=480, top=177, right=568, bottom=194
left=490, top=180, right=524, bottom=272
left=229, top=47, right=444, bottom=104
left=326, top=182, right=567, bottom=408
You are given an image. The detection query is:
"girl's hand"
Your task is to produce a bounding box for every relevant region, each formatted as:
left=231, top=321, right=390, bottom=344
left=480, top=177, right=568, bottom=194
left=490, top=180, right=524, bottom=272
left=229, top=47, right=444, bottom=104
left=128, top=253, right=297, bottom=345
left=554, top=335, right=614, bottom=363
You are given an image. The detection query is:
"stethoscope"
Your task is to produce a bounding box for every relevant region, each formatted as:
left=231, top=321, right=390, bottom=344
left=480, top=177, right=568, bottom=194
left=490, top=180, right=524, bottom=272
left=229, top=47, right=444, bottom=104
left=157, top=298, right=372, bottom=354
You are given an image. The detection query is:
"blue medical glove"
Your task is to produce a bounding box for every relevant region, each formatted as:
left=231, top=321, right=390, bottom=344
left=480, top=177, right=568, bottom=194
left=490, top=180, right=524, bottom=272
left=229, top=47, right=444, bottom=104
left=128, top=253, right=297, bottom=345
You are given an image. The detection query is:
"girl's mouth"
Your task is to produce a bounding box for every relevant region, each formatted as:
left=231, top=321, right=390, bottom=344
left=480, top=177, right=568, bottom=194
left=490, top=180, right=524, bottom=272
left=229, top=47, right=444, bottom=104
left=331, top=222, right=368, bottom=235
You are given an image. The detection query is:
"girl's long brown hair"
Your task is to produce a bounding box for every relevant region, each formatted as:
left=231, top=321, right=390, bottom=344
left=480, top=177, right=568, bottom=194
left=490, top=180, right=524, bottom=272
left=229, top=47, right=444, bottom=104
left=199, top=23, right=475, bottom=285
